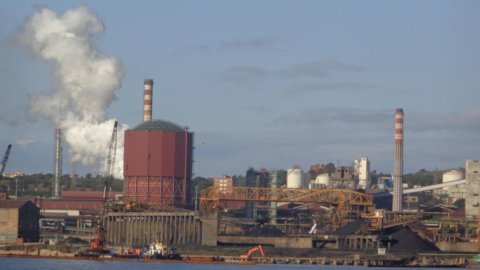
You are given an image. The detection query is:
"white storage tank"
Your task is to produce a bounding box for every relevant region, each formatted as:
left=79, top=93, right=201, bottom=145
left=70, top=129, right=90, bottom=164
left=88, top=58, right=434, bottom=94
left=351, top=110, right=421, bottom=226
left=315, top=173, right=330, bottom=187
left=442, top=169, right=464, bottom=183
left=442, top=169, right=464, bottom=190
left=287, top=167, right=304, bottom=188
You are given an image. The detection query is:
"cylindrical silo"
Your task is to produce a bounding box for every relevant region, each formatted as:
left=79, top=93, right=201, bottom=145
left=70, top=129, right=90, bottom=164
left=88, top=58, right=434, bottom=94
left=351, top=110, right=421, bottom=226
left=287, top=167, right=304, bottom=188
left=442, top=169, right=464, bottom=190
left=442, top=169, right=464, bottom=183
left=123, top=120, right=193, bottom=207
left=315, top=173, right=330, bottom=187
left=123, top=79, right=193, bottom=207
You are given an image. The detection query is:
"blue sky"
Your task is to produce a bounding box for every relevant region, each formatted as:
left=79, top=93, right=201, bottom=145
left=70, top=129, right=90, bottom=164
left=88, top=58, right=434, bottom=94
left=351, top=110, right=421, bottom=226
left=1, top=1, right=479, bottom=177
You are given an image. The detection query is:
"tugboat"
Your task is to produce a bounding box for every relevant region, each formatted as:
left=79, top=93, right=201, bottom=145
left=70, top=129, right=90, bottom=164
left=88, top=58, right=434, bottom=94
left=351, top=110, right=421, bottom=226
left=143, top=241, right=181, bottom=260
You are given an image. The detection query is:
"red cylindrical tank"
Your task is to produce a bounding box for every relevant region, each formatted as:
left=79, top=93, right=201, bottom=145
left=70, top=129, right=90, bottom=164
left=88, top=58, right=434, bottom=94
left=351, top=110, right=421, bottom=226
left=123, top=120, right=193, bottom=207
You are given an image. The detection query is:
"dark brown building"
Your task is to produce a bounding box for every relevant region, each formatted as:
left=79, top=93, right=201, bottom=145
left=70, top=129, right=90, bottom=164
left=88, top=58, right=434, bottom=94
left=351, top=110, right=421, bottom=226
left=0, top=200, right=39, bottom=243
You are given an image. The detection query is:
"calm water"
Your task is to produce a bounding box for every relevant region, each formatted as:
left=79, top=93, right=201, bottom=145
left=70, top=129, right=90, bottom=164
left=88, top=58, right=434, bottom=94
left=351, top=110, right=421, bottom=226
left=0, top=258, right=463, bottom=270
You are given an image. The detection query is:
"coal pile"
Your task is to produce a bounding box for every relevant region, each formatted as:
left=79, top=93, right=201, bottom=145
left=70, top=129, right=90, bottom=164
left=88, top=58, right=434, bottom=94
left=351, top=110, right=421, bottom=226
left=335, top=219, right=366, bottom=236
left=63, top=237, right=88, bottom=245
left=244, top=225, right=285, bottom=236
left=385, top=227, right=439, bottom=252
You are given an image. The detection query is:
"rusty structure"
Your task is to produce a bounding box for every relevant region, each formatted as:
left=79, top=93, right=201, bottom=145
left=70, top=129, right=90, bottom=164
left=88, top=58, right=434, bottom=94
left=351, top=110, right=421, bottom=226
left=200, top=187, right=373, bottom=209
left=123, top=79, right=193, bottom=207
left=200, top=186, right=373, bottom=228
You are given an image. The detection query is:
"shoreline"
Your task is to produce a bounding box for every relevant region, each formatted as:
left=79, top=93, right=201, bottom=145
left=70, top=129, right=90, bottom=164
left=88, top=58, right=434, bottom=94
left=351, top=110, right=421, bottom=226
left=0, top=248, right=474, bottom=267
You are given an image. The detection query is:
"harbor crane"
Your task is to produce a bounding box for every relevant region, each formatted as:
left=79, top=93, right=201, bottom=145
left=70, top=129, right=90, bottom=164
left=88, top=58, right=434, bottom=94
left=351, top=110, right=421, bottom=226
left=104, top=121, right=118, bottom=199
left=0, top=144, right=12, bottom=178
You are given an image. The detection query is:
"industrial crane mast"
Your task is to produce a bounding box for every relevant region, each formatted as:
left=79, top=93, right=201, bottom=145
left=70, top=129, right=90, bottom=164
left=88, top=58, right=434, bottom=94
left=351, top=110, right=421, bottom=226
left=0, top=144, right=12, bottom=177
left=104, top=121, right=118, bottom=198
left=105, top=121, right=118, bottom=178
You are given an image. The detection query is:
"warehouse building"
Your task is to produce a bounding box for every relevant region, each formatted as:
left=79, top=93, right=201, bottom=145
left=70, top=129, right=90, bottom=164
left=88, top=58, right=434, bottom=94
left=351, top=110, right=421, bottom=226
left=0, top=200, right=39, bottom=243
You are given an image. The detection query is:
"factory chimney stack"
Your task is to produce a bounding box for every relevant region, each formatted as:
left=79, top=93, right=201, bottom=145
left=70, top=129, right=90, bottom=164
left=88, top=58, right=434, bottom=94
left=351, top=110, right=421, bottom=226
left=53, top=128, right=62, bottom=198
left=392, top=108, right=404, bottom=212
left=143, top=79, right=154, bottom=122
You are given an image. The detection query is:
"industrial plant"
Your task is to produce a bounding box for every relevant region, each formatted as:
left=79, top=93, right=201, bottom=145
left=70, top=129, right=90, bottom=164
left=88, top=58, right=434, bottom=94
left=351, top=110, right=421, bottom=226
left=0, top=79, right=479, bottom=266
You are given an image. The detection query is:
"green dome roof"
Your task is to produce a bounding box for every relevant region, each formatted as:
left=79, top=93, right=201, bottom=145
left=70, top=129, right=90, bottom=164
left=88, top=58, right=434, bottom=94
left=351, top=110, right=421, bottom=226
left=133, top=119, right=186, bottom=132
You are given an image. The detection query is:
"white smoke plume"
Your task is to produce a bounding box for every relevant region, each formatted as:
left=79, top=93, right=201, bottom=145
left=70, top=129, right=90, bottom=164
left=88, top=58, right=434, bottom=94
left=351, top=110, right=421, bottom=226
left=17, top=5, right=126, bottom=178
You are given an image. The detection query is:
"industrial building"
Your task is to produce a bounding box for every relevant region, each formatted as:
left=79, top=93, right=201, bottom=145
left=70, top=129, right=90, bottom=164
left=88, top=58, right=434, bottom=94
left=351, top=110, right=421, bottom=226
left=2, top=84, right=479, bottom=259
left=101, top=79, right=202, bottom=246
left=355, top=157, right=370, bottom=189
left=123, top=79, right=193, bottom=207
left=439, top=169, right=466, bottom=203
left=0, top=200, right=39, bottom=243
left=213, top=175, right=234, bottom=194
left=466, top=160, right=480, bottom=218
left=103, top=210, right=217, bottom=246
left=330, top=166, right=356, bottom=189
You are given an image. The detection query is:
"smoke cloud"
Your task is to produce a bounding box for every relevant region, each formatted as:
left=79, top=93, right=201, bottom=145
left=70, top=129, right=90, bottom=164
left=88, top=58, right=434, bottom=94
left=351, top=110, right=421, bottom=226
left=17, top=5, right=126, bottom=178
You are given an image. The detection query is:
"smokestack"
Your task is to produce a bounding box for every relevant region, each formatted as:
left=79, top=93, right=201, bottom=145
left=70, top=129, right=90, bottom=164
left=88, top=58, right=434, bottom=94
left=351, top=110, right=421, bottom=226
left=71, top=174, right=77, bottom=191
left=392, top=108, right=404, bottom=212
left=143, top=79, right=154, bottom=122
left=53, top=128, right=62, bottom=198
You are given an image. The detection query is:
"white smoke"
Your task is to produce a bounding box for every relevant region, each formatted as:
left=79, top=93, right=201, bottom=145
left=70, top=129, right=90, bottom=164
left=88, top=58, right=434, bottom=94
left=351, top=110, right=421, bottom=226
left=17, top=5, right=126, bottom=178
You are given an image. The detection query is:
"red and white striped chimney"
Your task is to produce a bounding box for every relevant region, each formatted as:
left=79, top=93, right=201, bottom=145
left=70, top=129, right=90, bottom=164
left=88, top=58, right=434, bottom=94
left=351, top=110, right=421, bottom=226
left=143, top=79, right=154, bottom=122
left=392, top=108, right=404, bottom=212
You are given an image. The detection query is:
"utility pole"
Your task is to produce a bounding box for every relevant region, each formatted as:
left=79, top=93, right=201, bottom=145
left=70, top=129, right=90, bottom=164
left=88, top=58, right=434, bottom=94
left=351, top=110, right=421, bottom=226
left=195, top=186, right=198, bottom=211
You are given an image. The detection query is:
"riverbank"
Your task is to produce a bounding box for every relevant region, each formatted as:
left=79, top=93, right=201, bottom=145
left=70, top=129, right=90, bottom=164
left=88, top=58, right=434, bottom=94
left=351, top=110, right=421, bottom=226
left=0, top=248, right=74, bottom=257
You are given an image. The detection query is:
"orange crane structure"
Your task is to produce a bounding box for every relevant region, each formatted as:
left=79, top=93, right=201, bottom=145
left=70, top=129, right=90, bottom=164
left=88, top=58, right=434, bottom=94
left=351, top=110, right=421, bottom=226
left=200, top=186, right=374, bottom=228
left=240, top=245, right=265, bottom=260
left=89, top=227, right=106, bottom=251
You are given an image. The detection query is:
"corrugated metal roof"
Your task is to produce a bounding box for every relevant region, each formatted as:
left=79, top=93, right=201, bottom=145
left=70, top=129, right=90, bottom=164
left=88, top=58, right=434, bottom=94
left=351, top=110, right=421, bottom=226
left=0, top=200, right=33, bottom=209
left=133, top=119, right=186, bottom=132
left=41, top=199, right=103, bottom=210
left=61, top=191, right=121, bottom=200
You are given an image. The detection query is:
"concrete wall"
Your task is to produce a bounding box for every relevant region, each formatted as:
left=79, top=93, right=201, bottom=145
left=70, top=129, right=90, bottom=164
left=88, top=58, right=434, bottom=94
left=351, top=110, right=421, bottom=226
left=199, top=211, right=217, bottom=246
left=218, top=235, right=313, bottom=248
left=0, top=208, right=18, bottom=243
left=465, top=160, right=480, bottom=218
left=435, top=241, right=479, bottom=253
left=105, top=211, right=200, bottom=246
left=104, top=210, right=216, bottom=247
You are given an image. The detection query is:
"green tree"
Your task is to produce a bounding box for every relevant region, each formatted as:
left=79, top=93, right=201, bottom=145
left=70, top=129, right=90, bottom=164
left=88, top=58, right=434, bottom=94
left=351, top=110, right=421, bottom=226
left=403, top=169, right=438, bottom=188
left=326, top=163, right=336, bottom=175
left=191, top=177, right=212, bottom=191
left=190, top=177, right=213, bottom=207
left=453, top=198, right=465, bottom=209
